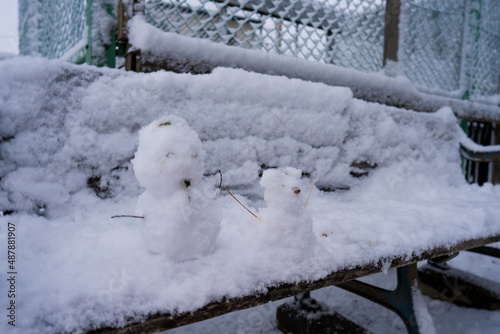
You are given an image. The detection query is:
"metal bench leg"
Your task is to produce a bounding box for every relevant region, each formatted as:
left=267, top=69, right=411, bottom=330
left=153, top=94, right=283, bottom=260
left=338, top=263, right=435, bottom=334
left=276, top=292, right=370, bottom=334
left=418, top=247, right=500, bottom=310
left=467, top=246, right=500, bottom=258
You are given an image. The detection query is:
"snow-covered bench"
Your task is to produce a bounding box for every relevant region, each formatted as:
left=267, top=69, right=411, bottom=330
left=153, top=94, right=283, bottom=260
left=120, top=12, right=500, bottom=333
left=2, top=54, right=500, bottom=334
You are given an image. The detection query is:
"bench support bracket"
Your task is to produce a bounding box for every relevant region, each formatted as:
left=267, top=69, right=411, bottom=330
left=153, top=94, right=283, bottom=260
left=338, top=263, right=434, bottom=334
left=467, top=246, right=500, bottom=258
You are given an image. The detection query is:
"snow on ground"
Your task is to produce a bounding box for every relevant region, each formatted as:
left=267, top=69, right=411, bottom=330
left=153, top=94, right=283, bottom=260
left=0, top=56, right=500, bottom=334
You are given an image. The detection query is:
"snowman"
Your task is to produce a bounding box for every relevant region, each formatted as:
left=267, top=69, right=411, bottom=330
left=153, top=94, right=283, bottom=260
left=257, top=167, right=315, bottom=248
left=132, top=116, right=220, bottom=261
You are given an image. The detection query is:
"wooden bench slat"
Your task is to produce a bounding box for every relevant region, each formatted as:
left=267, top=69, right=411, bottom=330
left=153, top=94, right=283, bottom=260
left=89, top=234, right=500, bottom=334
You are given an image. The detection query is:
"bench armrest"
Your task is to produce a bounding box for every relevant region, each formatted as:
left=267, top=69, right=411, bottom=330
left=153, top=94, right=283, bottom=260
left=459, top=136, right=500, bottom=163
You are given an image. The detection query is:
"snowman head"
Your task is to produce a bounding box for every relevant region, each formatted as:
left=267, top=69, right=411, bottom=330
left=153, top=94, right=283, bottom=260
left=260, top=167, right=304, bottom=211
left=132, top=116, right=204, bottom=195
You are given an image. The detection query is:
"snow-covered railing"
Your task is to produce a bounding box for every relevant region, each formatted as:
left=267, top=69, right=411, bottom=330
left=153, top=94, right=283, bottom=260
left=126, top=14, right=500, bottom=122
left=118, top=0, right=500, bottom=100
left=143, top=0, right=385, bottom=72
left=461, top=121, right=500, bottom=184
left=17, top=0, right=500, bottom=99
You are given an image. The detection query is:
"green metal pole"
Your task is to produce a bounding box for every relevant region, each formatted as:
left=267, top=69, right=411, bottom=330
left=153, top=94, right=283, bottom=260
left=470, top=0, right=482, bottom=98
left=86, top=0, right=93, bottom=65
left=462, top=0, right=482, bottom=100
left=105, top=3, right=116, bottom=68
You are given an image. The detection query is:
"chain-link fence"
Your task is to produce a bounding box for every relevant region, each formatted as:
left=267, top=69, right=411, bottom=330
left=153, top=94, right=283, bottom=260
left=19, top=0, right=87, bottom=62
left=19, top=0, right=117, bottom=66
left=469, top=0, right=500, bottom=99
left=143, top=0, right=499, bottom=99
left=18, top=0, right=500, bottom=99
left=400, top=0, right=465, bottom=94
left=400, top=0, right=500, bottom=99
left=145, top=0, right=386, bottom=73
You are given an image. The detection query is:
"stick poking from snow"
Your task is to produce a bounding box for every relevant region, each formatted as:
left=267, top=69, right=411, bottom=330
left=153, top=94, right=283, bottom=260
left=304, top=180, right=316, bottom=207
left=219, top=170, right=261, bottom=221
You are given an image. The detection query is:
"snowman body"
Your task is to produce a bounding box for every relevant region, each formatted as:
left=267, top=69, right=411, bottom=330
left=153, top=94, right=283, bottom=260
left=132, top=116, right=220, bottom=261
left=257, top=167, right=315, bottom=248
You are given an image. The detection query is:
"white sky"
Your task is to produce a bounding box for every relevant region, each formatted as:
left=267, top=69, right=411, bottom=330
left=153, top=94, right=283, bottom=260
left=0, top=0, right=19, bottom=54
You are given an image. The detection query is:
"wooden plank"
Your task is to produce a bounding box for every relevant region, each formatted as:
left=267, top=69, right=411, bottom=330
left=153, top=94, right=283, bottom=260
left=120, top=0, right=144, bottom=72
left=88, top=234, right=500, bottom=334
left=117, top=0, right=127, bottom=42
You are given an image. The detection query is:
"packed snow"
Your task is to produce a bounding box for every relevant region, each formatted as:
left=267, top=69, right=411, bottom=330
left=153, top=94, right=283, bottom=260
left=0, top=56, right=500, bottom=334
left=132, top=116, right=221, bottom=261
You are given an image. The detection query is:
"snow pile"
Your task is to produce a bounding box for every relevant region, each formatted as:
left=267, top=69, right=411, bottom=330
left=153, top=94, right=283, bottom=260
left=0, top=56, right=499, bottom=334
left=132, top=116, right=220, bottom=261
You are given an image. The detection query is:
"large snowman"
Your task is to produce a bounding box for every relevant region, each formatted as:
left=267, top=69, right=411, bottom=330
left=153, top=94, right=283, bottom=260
left=132, top=116, right=220, bottom=261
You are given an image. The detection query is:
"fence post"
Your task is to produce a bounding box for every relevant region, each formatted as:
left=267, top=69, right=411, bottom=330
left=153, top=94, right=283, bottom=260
left=119, top=0, right=144, bottom=72
left=383, top=0, right=401, bottom=66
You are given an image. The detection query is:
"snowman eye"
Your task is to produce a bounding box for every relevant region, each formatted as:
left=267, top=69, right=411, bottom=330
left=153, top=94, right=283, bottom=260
left=293, top=187, right=301, bottom=194
left=191, top=153, right=197, bottom=159
left=166, top=152, right=174, bottom=158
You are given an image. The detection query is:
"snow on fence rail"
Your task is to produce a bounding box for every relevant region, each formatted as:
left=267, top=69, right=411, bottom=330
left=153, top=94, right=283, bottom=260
left=19, top=0, right=500, bottom=100
left=15, top=0, right=500, bottom=183
left=144, top=0, right=385, bottom=73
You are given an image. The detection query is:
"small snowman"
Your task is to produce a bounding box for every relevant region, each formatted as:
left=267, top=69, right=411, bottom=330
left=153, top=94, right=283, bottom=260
left=132, top=116, right=220, bottom=261
left=257, top=167, right=315, bottom=248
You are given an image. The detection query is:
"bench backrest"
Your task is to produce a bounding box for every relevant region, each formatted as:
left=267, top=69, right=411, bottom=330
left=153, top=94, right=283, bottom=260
left=0, top=57, right=463, bottom=214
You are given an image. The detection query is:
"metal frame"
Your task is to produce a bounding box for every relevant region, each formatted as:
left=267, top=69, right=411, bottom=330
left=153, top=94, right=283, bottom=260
left=467, top=246, right=500, bottom=258
left=338, top=263, right=430, bottom=334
